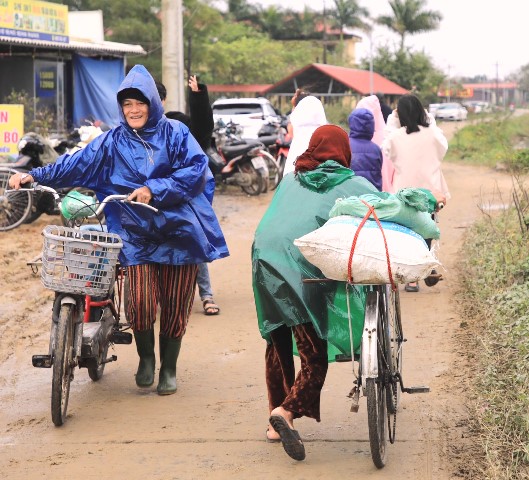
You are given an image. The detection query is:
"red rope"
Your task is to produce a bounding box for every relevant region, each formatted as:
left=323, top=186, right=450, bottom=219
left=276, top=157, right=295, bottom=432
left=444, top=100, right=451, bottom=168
left=346, top=200, right=397, bottom=291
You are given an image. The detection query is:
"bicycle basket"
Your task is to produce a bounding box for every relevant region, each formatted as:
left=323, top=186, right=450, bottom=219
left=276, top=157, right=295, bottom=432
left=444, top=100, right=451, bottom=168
left=41, top=225, right=123, bottom=296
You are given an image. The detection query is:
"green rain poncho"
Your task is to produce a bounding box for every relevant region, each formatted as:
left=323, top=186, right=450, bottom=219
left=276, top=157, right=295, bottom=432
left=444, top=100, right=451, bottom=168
left=252, top=161, right=379, bottom=360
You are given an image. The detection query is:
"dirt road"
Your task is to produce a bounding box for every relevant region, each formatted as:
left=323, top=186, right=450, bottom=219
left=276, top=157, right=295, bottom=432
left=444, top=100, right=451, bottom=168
left=0, top=122, right=513, bottom=479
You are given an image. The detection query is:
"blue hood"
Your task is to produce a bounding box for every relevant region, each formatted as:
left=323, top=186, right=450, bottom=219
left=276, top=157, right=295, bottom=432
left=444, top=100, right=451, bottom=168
left=348, top=108, right=375, bottom=141
left=117, top=65, right=165, bottom=132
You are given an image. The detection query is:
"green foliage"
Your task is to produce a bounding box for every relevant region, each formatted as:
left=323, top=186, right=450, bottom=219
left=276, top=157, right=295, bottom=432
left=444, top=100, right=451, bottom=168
left=459, top=199, right=529, bottom=477
left=447, top=113, right=529, bottom=169
left=329, top=0, right=369, bottom=37
left=2, top=89, right=55, bottom=135
left=376, top=0, right=442, bottom=51
left=46, top=0, right=445, bottom=97
left=360, top=46, right=444, bottom=104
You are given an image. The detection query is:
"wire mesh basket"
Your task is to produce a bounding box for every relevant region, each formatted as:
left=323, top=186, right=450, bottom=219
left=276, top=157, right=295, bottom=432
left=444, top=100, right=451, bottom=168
left=41, top=225, right=123, bottom=296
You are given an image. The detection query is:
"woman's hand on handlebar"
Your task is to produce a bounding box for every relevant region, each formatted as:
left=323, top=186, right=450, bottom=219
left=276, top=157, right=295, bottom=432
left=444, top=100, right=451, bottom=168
left=9, top=172, right=34, bottom=189
left=127, top=186, right=152, bottom=205
left=430, top=189, right=446, bottom=211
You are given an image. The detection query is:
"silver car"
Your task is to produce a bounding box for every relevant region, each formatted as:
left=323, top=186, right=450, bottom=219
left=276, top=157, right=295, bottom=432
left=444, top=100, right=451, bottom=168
left=434, top=103, right=468, bottom=121
left=212, top=97, right=280, bottom=138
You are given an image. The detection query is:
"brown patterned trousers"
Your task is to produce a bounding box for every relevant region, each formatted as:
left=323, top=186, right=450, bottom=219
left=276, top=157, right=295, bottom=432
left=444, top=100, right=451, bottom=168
left=266, top=323, right=328, bottom=421
left=126, top=263, right=198, bottom=338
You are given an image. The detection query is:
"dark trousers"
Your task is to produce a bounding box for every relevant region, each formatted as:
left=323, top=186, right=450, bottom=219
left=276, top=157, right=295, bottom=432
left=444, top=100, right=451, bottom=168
left=266, top=323, right=328, bottom=422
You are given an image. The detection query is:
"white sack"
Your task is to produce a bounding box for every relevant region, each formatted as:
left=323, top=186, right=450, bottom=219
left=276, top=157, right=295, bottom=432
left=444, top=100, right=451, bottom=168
left=294, top=215, right=441, bottom=284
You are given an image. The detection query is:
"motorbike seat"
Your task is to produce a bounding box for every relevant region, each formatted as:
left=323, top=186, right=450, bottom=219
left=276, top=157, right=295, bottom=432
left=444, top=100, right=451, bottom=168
left=256, top=135, right=277, bottom=147
left=222, top=143, right=253, bottom=157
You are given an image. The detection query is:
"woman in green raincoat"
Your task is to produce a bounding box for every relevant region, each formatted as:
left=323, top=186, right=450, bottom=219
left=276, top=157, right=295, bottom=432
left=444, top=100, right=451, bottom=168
left=252, top=124, right=378, bottom=461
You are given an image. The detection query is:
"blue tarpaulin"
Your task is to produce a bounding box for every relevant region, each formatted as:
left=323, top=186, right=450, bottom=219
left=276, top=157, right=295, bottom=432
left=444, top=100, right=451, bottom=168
left=73, top=55, right=124, bottom=128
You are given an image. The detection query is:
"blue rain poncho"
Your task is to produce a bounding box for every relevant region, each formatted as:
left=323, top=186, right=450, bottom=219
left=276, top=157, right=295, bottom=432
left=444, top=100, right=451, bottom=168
left=29, top=65, right=229, bottom=267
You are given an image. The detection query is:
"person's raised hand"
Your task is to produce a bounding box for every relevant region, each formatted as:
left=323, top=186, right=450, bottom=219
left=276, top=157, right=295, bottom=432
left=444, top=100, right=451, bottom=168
left=189, top=75, right=199, bottom=92
left=127, top=186, right=152, bottom=205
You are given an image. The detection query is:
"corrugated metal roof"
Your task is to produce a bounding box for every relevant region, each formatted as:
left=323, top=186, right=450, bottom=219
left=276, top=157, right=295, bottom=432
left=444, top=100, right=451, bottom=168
left=208, top=84, right=271, bottom=94
left=0, top=35, right=146, bottom=56
left=463, top=82, right=518, bottom=90
left=263, top=63, right=408, bottom=96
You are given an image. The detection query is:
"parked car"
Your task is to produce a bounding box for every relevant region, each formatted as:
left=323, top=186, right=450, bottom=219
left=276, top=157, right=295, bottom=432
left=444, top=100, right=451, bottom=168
left=434, top=103, right=468, bottom=121
left=428, top=103, right=441, bottom=116
left=212, top=97, right=281, bottom=138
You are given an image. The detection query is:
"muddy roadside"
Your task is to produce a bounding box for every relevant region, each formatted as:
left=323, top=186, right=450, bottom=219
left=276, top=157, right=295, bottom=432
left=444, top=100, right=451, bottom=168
left=0, top=121, right=513, bottom=479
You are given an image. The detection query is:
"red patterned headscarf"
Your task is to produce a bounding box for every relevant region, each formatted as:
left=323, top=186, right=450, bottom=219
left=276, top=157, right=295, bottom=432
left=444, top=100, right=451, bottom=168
left=294, top=124, right=351, bottom=173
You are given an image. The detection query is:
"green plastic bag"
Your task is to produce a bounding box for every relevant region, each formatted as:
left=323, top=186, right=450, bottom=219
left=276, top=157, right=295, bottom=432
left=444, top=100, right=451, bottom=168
left=293, top=282, right=366, bottom=362
left=329, top=188, right=440, bottom=239
left=61, top=190, right=97, bottom=220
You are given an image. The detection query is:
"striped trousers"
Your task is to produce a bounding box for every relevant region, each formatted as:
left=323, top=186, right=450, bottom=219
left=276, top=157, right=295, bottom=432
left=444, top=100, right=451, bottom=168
left=126, top=263, right=198, bottom=338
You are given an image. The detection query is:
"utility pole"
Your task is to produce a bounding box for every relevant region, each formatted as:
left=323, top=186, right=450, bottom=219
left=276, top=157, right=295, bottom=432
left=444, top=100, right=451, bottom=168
left=162, top=0, right=185, bottom=112
left=495, top=61, right=499, bottom=107
left=322, top=0, right=327, bottom=64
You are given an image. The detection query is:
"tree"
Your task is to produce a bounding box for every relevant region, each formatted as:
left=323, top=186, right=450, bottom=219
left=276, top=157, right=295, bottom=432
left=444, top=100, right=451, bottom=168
left=376, top=0, right=442, bottom=51
left=360, top=46, right=444, bottom=104
left=330, top=0, right=369, bottom=41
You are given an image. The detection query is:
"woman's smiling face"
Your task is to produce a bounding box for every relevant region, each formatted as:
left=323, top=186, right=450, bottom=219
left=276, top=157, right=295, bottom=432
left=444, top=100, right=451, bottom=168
left=122, top=99, right=149, bottom=129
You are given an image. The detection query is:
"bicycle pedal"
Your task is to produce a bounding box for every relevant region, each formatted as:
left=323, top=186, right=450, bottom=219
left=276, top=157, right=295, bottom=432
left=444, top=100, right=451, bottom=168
left=348, top=385, right=360, bottom=413
left=402, top=386, right=430, bottom=394
left=110, top=331, right=132, bottom=344
left=103, top=355, right=118, bottom=364
left=32, top=355, right=52, bottom=368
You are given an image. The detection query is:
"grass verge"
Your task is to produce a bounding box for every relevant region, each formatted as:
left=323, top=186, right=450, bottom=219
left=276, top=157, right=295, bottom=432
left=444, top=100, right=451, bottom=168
left=456, top=177, right=529, bottom=479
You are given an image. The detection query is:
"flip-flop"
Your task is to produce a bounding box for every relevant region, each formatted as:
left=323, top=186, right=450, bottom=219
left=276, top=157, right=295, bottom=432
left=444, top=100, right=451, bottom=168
left=202, top=299, right=220, bottom=316
left=424, top=270, right=443, bottom=287
left=405, top=282, right=420, bottom=292
left=266, top=428, right=281, bottom=443
left=269, top=415, right=305, bottom=461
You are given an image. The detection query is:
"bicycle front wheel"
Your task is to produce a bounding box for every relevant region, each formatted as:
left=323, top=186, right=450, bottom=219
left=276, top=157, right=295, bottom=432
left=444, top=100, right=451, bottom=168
left=51, top=304, right=75, bottom=426
left=0, top=167, right=33, bottom=231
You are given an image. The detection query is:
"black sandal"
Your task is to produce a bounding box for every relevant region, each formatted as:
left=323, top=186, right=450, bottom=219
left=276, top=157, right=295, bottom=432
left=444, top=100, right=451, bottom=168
left=269, top=415, right=305, bottom=461
left=202, top=298, right=220, bottom=315
left=424, top=270, right=443, bottom=287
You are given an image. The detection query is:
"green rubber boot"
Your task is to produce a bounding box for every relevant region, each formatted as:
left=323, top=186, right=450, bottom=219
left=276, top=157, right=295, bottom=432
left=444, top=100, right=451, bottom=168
left=133, top=329, right=155, bottom=388
left=157, top=336, right=182, bottom=395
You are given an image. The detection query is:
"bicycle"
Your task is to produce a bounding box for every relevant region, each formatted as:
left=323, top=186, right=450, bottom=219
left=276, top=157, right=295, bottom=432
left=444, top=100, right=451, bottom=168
left=0, top=166, right=32, bottom=231
left=303, top=277, right=428, bottom=468
left=16, top=185, right=157, bottom=426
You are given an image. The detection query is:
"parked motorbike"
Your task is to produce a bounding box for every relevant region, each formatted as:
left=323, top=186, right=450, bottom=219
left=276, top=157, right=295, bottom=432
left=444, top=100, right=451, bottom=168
left=257, top=115, right=291, bottom=183
left=0, top=132, right=98, bottom=232
left=4, top=133, right=65, bottom=225
left=209, top=119, right=278, bottom=196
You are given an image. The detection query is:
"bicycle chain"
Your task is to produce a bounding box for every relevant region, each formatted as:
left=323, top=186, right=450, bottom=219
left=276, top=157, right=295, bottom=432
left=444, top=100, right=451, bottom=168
left=388, top=383, right=397, bottom=444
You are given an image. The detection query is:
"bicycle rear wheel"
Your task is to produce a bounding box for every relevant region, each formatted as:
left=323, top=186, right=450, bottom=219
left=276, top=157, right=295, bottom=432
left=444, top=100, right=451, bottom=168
left=0, top=167, right=32, bottom=231
left=51, top=304, right=75, bottom=426
left=365, top=290, right=389, bottom=469
left=366, top=377, right=387, bottom=468
left=386, top=286, right=403, bottom=414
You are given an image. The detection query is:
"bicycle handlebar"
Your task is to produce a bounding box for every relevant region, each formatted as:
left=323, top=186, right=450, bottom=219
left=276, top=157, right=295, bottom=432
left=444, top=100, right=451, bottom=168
left=8, top=184, right=159, bottom=216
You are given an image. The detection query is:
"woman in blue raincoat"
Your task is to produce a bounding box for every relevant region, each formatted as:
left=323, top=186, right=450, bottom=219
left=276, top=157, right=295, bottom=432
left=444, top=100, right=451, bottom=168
left=9, top=65, right=229, bottom=396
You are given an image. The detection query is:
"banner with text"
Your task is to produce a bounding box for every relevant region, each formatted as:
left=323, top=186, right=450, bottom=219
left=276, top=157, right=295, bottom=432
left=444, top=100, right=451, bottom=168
left=0, top=104, right=24, bottom=155
left=0, top=0, right=69, bottom=43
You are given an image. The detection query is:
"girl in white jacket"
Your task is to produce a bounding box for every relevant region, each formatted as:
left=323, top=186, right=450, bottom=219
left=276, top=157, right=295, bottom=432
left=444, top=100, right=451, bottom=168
left=283, top=94, right=327, bottom=176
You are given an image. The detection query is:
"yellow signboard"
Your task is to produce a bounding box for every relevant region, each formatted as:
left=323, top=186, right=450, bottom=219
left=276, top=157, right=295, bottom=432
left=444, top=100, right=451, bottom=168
left=0, top=0, right=69, bottom=43
left=0, top=104, right=24, bottom=155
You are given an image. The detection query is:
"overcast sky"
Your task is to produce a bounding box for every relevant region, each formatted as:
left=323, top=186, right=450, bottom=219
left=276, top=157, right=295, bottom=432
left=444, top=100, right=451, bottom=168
left=240, top=0, right=527, bottom=79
